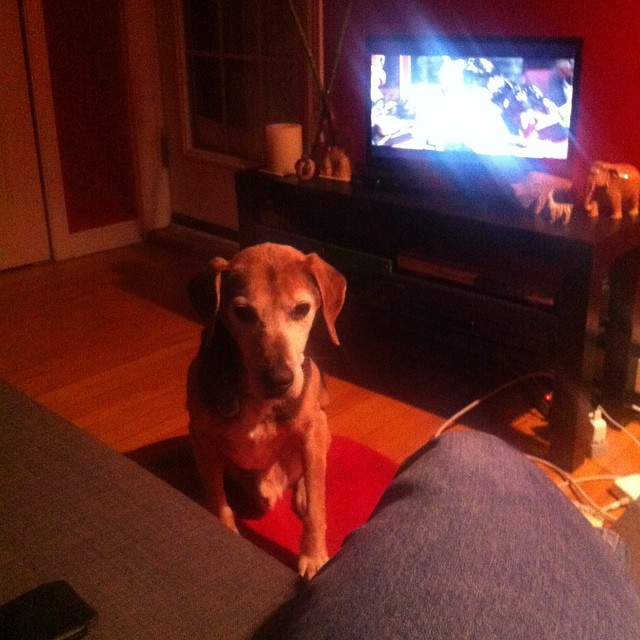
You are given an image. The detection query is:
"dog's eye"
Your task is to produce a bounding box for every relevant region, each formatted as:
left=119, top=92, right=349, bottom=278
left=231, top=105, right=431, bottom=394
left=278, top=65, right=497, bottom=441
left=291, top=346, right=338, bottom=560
left=292, top=302, right=311, bottom=320
left=233, top=305, right=258, bottom=324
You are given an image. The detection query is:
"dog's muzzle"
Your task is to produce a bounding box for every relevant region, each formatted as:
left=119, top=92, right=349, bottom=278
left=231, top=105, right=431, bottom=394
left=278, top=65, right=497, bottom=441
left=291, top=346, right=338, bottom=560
left=260, top=365, right=294, bottom=398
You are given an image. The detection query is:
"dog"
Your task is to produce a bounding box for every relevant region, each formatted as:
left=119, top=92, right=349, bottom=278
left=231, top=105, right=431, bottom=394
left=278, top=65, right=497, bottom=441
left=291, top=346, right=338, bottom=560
left=186, top=243, right=346, bottom=580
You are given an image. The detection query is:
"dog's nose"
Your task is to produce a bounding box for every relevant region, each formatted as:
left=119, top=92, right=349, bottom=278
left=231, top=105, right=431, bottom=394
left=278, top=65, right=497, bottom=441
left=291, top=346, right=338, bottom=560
left=261, top=366, right=294, bottom=397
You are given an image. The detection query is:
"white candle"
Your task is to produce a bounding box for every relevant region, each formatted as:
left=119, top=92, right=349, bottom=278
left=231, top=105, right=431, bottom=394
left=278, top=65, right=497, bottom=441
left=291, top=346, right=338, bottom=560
left=264, top=123, right=303, bottom=176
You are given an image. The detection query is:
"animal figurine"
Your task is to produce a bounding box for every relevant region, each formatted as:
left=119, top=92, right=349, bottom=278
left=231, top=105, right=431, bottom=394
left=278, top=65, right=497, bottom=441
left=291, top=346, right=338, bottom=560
left=511, top=171, right=574, bottom=224
left=584, top=161, right=640, bottom=219
left=319, top=146, right=352, bottom=181
left=186, top=243, right=346, bottom=580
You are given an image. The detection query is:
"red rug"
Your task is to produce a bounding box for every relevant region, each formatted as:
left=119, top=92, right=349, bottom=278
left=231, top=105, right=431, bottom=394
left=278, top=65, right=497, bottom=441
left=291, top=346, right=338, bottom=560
left=240, top=434, right=399, bottom=570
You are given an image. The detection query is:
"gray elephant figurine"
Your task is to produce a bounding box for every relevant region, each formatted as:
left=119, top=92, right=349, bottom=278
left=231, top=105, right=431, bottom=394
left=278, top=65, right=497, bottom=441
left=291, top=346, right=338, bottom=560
left=584, top=161, right=640, bottom=219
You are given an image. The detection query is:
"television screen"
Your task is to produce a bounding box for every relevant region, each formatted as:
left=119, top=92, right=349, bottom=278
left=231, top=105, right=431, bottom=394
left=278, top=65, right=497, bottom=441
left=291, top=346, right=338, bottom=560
left=367, top=35, right=582, bottom=182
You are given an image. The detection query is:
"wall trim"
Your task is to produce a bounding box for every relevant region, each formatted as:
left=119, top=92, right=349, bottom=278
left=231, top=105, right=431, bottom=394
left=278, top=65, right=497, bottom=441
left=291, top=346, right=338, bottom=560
left=171, top=214, right=239, bottom=242
left=65, top=220, right=143, bottom=259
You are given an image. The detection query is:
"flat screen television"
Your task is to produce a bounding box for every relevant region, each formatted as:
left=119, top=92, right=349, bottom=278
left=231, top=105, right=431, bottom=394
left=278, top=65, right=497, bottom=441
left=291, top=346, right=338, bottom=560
left=365, top=34, right=583, bottom=196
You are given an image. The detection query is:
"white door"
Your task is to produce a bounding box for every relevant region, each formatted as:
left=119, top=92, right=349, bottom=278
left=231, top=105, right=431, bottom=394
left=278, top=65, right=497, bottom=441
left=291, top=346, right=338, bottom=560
left=156, top=0, right=318, bottom=234
left=0, top=0, right=51, bottom=270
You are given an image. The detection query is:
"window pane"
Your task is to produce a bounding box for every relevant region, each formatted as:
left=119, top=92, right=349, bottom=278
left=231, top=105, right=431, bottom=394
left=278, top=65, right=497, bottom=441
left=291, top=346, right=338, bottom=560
left=184, top=0, right=218, bottom=52
left=224, top=59, right=250, bottom=129
left=221, top=0, right=258, bottom=55
left=188, top=56, right=222, bottom=120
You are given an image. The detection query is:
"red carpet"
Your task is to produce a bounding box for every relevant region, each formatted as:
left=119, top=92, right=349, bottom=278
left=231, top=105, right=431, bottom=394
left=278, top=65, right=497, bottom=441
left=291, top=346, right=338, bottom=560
left=127, top=433, right=398, bottom=570
left=240, top=434, right=399, bottom=569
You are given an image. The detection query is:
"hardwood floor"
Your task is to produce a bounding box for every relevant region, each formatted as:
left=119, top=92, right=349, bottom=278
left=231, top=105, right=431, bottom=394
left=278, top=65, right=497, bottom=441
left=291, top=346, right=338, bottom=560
left=1, top=228, right=639, bottom=523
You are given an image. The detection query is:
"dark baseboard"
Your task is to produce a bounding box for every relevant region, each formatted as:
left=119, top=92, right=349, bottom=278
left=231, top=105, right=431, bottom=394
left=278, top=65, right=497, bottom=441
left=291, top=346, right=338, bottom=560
left=149, top=220, right=239, bottom=261
left=171, top=214, right=239, bottom=243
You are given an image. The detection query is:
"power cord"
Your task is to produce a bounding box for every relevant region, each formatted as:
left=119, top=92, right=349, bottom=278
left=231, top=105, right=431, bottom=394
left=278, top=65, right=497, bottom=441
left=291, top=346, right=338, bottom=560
left=434, top=371, right=638, bottom=525
left=525, top=455, right=617, bottom=524
left=598, top=405, right=640, bottom=451
left=602, top=497, right=632, bottom=513
left=432, top=371, right=554, bottom=439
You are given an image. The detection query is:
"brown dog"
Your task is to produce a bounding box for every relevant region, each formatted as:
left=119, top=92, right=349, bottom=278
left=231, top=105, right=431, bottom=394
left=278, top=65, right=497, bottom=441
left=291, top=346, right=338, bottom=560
left=187, top=243, right=346, bottom=580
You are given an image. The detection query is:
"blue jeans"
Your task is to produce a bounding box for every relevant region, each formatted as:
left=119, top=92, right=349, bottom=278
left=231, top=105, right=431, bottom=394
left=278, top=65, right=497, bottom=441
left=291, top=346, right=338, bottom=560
left=255, top=431, right=640, bottom=639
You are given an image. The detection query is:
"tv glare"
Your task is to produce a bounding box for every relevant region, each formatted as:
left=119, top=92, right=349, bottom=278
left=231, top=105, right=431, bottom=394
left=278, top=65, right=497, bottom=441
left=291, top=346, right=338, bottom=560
left=367, top=35, right=583, bottom=185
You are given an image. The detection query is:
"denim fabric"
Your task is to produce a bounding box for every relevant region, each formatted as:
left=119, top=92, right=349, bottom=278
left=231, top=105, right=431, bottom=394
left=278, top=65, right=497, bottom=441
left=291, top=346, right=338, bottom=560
left=255, top=431, right=640, bottom=639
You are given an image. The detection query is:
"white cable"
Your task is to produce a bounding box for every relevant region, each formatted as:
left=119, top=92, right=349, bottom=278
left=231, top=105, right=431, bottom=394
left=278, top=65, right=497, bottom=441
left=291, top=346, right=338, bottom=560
left=433, top=371, right=554, bottom=439
left=602, top=497, right=631, bottom=512
left=526, top=455, right=617, bottom=524
left=434, top=371, right=635, bottom=524
left=599, top=405, right=640, bottom=450
left=557, top=474, right=619, bottom=487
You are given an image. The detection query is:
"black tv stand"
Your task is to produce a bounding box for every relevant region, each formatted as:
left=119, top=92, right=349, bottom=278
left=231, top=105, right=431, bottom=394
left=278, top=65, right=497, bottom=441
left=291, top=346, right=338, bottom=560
left=236, top=168, right=640, bottom=470
left=352, top=163, right=525, bottom=209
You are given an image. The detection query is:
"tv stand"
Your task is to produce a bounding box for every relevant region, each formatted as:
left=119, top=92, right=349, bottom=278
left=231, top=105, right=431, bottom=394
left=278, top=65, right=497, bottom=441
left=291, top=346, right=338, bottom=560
left=236, top=168, right=640, bottom=471
left=352, top=163, right=522, bottom=207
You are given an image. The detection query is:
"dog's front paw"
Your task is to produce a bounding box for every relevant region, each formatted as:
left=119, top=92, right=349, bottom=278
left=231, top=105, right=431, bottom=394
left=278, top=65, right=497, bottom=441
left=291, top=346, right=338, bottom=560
left=219, top=504, right=239, bottom=534
left=298, top=550, right=329, bottom=581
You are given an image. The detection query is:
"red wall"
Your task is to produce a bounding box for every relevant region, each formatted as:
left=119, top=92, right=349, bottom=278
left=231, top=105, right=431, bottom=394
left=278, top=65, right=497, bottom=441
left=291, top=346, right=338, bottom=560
left=325, top=0, right=640, bottom=189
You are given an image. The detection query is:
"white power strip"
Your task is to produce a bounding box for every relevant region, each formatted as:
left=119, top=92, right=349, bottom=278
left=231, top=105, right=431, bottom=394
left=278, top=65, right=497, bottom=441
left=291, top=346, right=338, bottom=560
left=611, top=474, right=640, bottom=501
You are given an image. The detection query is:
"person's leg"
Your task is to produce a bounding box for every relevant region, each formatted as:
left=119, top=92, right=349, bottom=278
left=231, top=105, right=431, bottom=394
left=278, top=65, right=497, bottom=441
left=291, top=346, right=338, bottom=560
left=255, top=431, right=640, bottom=639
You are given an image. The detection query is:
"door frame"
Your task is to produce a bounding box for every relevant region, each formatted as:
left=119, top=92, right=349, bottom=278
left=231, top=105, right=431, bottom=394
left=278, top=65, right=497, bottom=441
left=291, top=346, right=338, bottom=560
left=21, top=0, right=170, bottom=260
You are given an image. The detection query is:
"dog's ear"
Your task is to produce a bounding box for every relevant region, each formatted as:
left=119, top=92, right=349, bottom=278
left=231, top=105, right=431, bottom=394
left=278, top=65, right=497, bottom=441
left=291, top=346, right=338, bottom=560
left=306, top=253, right=347, bottom=345
left=188, top=257, right=229, bottom=322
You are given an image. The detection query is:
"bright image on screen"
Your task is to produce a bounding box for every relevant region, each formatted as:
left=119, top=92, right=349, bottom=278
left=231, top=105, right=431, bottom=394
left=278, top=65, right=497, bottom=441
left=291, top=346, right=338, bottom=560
left=370, top=53, right=575, bottom=160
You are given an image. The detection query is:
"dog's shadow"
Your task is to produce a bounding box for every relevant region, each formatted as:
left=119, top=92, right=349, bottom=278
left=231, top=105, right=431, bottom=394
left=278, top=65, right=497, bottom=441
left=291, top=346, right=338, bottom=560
left=126, top=437, right=300, bottom=569
left=126, top=436, right=204, bottom=504
left=127, top=437, right=272, bottom=516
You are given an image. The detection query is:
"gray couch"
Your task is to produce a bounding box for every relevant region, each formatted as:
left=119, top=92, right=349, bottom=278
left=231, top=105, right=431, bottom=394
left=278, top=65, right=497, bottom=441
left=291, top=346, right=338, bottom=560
left=0, top=381, right=298, bottom=639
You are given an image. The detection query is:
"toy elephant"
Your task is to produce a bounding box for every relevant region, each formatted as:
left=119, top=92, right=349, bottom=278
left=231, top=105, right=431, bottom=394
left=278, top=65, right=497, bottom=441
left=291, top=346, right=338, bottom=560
left=584, top=161, right=640, bottom=219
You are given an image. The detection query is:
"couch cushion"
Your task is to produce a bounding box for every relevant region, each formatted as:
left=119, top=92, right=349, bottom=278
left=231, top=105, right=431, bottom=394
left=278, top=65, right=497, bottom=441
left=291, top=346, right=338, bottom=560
left=0, top=381, right=297, bottom=639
